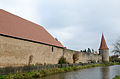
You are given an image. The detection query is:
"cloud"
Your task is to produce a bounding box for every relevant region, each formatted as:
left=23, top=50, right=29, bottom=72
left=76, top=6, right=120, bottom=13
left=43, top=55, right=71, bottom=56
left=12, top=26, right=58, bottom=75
left=0, top=0, right=40, bottom=23
left=38, top=0, right=120, bottom=54
left=1, top=0, right=120, bottom=55
left=48, top=26, right=83, bottom=42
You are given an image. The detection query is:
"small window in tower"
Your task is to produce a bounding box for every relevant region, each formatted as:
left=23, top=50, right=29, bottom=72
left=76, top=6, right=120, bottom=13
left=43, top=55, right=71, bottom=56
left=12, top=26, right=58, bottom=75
left=52, top=46, right=54, bottom=52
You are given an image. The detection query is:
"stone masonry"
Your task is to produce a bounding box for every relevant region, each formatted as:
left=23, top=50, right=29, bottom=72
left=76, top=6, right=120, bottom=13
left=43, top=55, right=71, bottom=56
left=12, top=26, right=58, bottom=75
left=0, top=35, right=102, bottom=67
left=0, top=35, right=63, bottom=67
left=64, top=49, right=102, bottom=64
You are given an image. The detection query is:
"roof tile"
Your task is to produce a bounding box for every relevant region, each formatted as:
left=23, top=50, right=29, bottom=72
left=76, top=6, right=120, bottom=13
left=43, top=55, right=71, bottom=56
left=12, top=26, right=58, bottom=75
left=99, top=34, right=109, bottom=50
left=0, top=9, right=64, bottom=48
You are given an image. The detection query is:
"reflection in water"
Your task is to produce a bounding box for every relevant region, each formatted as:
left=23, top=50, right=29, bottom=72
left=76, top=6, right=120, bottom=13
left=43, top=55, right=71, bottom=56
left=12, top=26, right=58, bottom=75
left=40, top=65, right=120, bottom=79
left=101, top=66, right=110, bottom=79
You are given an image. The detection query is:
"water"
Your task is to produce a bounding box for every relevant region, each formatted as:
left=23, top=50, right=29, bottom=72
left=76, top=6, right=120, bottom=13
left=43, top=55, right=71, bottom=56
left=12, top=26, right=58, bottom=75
left=40, top=65, right=120, bottom=79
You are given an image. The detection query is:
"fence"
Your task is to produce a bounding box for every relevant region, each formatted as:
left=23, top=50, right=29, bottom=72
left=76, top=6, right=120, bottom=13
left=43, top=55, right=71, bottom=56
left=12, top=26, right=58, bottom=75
left=0, top=63, right=97, bottom=75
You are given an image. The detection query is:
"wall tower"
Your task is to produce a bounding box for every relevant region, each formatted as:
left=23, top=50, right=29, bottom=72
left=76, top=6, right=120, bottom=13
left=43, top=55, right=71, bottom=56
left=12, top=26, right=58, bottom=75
left=99, top=34, right=109, bottom=62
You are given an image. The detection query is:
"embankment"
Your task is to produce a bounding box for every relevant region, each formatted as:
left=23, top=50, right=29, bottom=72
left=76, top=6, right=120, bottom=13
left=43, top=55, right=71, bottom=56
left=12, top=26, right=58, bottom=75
left=0, top=62, right=120, bottom=79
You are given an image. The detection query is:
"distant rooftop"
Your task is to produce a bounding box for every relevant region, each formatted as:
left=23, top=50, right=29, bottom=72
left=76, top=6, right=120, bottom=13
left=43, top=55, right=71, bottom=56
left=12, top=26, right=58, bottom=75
left=0, top=9, right=64, bottom=48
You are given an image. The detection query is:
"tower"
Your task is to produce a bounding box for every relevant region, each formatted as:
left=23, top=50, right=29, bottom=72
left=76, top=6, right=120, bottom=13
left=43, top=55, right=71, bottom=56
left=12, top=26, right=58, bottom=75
left=99, top=34, right=109, bottom=62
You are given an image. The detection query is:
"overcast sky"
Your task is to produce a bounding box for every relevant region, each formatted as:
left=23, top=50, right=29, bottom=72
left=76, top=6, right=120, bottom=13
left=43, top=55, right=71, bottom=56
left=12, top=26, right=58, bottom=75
left=0, top=0, right=120, bottom=55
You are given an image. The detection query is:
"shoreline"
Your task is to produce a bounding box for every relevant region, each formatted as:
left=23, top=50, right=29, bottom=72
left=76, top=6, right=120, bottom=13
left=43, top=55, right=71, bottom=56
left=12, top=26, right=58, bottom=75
left=113, top=76, right=120, bottom=79
left=0, top=62, right=120, bottom=79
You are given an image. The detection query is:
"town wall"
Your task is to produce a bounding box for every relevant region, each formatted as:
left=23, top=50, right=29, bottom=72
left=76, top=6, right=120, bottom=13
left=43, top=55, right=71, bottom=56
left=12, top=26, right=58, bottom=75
left=0, top=35, right=63, bottom=67
left=64, top=49, right=102, bottom=63
left=0, top=35, right=102, bottom=68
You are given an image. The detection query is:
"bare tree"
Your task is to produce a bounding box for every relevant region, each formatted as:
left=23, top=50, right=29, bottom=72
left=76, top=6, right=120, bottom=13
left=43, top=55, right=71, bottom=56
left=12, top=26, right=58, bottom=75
left=28, top=55, right=33, bottom=65
left=113, top=40, right=120, bottom=55
left=73, top=53, right=79, bottom=63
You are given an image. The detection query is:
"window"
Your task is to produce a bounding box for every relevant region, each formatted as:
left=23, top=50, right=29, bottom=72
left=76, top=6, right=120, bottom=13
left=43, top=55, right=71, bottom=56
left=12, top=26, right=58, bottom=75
left=52, top=46, right=54, bottom=52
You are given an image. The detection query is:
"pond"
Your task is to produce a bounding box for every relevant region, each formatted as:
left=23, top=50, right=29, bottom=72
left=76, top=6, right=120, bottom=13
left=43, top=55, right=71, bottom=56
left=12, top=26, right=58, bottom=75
left=40, top=65, right=120, bottom=79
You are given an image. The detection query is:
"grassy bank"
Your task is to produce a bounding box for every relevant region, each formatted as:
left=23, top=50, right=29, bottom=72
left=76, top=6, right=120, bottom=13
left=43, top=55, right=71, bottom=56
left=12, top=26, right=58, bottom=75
left=0, top=62, right=120, bottom=79
left=113, top=76, right=120, bottom=79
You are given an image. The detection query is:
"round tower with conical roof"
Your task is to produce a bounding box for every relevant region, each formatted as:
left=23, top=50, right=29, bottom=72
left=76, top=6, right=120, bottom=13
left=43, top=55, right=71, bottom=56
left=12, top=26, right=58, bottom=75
left=99, top=34, right=109, bottom=62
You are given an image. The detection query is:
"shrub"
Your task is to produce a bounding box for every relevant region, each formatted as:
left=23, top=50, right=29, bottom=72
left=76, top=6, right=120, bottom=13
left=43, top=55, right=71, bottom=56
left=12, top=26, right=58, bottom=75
left=58, top=57, right=67, bottom=64
left=113, top=75, right=120, bottom=79
left=32, top=73, right=40, bottom=78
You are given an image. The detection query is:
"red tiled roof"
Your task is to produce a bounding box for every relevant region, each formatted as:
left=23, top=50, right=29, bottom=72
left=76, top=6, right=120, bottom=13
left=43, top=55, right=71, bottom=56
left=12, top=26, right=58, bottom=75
left=0, top=9, right=64, bottom=48
left=99, top=34, right=109, bottom=50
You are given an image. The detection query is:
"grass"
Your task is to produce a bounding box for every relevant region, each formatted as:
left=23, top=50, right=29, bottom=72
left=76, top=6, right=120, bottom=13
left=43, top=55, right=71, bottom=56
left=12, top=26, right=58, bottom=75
left=0, top=62, right=120, bottom=79
left=103, top=62, right=120, bottom=66
left=113, top=76, right=120, bottom=79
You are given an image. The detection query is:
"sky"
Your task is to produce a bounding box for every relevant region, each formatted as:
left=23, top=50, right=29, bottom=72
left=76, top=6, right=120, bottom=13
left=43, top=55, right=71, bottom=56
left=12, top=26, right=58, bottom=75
left=0, top=0, right=120, bottom=55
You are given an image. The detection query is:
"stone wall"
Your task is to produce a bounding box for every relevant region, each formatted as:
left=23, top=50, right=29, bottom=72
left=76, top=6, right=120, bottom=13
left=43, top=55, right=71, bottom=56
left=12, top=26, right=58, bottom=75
left=64, top=49, right=102, bottom=63
left=0, top=35, right=102, bottom=68
left=0, top=35, right=63, bottom=67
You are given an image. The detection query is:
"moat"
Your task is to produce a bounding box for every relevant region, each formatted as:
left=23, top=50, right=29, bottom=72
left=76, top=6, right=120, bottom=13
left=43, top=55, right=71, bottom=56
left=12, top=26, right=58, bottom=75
left=40, top=65, right=120, bottom=79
